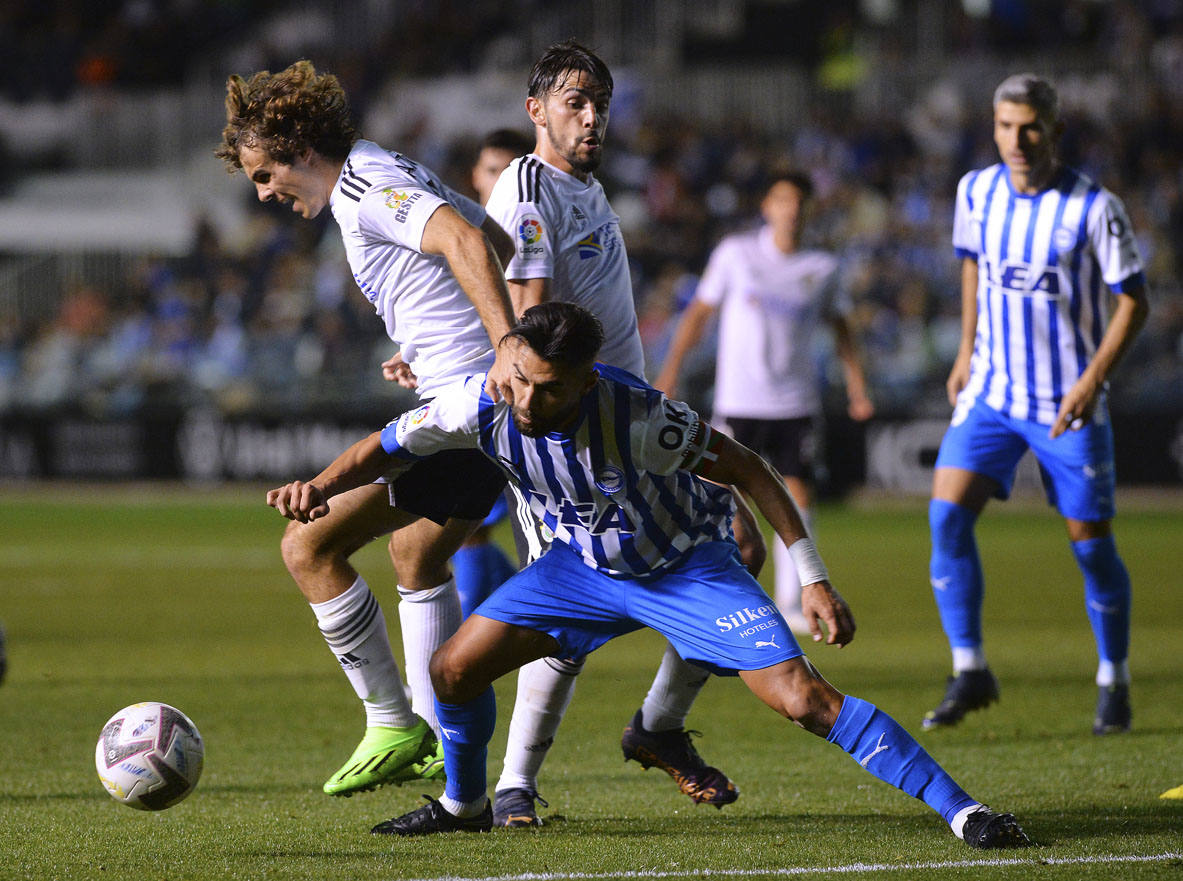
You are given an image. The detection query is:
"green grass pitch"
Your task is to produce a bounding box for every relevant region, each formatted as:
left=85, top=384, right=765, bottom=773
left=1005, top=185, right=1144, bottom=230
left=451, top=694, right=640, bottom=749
left=0, top=485, right=1180, bottom=880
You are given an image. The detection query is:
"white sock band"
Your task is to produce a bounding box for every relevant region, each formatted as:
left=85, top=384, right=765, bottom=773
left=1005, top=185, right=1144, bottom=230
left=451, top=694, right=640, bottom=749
left=1096, top=659, right=1129, bottom=687
left=439, top=794, right=488, bottom=818
left=952, top=646, right=987, bottom=673
left=951, top=802, right=984, bottom=839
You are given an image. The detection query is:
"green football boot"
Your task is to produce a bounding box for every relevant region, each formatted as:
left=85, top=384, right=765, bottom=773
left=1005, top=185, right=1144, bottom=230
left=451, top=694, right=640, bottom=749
left=323, top=718, right=437, bottom=797
left=388, top=737, right=446, bottom=785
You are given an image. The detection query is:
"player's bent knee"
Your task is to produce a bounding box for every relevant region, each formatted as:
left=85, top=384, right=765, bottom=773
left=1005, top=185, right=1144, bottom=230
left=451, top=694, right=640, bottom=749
left=429, top=647, right=487, bottom=704
left=929, top=498, right=975, bottom=551
left=279, top=521, right=316, bottom=577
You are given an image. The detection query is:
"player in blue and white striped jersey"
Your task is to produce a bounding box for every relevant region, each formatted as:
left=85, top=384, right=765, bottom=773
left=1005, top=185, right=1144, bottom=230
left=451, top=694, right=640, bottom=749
left=924, top=74, right=1149, bottom=735
left=267, top=302, right=1031, bottom=849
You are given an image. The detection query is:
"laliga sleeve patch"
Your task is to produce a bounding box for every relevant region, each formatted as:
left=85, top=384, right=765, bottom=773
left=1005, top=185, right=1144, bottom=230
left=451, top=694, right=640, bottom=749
left=516, top=215, right=546, bottom=258
left=395, top=403, right=432, bottom=443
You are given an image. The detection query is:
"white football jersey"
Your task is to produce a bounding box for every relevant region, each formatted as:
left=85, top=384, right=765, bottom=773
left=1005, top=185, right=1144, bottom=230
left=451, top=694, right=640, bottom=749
left=695, top=227, right=847, bottom=420
left=330, top=139, right=495, bottom=398
left=380, top=364, right=735, bottom=578
left=952, top=164, right=1145, bottom=424
left=485, top=155, right=645, bottom=376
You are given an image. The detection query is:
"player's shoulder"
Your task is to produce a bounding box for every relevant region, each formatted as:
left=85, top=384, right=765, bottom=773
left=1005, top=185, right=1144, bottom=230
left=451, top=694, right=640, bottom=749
left=711, top=228, right=759, bottom=256
left=594, top=363, right=667, bottom=411
left=957, top=163, right=1004, bottom=194
left=497, top=154, right=549, bottom=206
left=797, top=247, right=839, bottom=270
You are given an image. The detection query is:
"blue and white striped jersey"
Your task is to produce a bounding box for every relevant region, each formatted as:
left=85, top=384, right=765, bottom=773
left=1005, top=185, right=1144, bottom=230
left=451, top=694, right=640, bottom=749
left=380, top=364, right=736, bottom=577
left=952, top=164, right=1145, bottom=424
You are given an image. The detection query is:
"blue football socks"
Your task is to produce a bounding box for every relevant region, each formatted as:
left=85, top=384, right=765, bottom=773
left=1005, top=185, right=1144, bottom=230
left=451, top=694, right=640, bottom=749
left=453, top=543, right=517, bottom=619
left=929, top=499, right=984, bottom=650
left=1071, top=535, right=1131, bottom=666
left=436, top=687, right=497, bottom=804
left=828, top=696, right=977, bottom=824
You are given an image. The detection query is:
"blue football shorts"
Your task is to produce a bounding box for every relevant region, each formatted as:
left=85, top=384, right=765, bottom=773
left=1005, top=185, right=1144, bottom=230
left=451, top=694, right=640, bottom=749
left=935, top=398, right=1116, bottom=521
left=473, top=539, right=803, bottom=676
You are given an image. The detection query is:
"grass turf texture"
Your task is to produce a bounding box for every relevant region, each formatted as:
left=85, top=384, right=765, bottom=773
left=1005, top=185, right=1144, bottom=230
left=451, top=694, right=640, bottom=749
left=0, top=485, right=1180, bottom=880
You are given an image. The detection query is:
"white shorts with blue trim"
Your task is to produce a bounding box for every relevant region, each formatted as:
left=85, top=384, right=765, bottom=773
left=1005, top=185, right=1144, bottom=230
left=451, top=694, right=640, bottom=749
left=473, top=539, right=802, bottom=676
left=936, top=398, right=1116, bottom=521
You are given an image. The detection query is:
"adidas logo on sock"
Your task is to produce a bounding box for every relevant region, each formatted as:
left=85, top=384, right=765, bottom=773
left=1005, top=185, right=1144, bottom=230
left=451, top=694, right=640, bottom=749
left=337, top=652, right=369, bottom=670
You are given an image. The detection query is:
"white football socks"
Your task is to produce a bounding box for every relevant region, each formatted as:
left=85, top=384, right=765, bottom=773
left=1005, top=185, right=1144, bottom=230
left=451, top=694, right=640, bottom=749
left=952, top=646, right=988, bottom=673
left=398, top=578, right=462, bottom=736
left=1096, top=659, right=1129, bottom=687
left=310, top=576, right=416, bottom=729
left=495, top=656, right=583, bottom=793
left=640, top=642, right=711, bottom=732
left=951, top=802, right=985, bottom=839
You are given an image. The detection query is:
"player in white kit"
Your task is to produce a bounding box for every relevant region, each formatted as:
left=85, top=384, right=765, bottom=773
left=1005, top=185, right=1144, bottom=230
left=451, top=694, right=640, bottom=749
left=481, top=41, right=746, bottom=825
left=217, top=61, right=520, bottom=796
left=656, top=172, right=873, bottom=631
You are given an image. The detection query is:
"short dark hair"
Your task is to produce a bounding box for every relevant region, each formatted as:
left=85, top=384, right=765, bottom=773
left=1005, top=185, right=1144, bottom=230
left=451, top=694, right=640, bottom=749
left=528, top=39, right=613, bottom=99
left=478, top=128, right=533, bottom=158
left=216, top=60, right=358, bottom=171
left=502, top=302, right=604, bottom=368
left=765, top=169, right=814, bottom=202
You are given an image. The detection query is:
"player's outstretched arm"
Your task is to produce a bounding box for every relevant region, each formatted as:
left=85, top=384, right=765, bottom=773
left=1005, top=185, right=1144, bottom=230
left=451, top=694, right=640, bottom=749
left=694, top=431, right=855, bottom=646
left=266, top=431, right=394, bottom=522
left=653, top=298, right=715, bottom=399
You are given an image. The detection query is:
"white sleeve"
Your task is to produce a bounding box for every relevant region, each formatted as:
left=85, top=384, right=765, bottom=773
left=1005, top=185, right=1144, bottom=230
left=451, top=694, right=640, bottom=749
left=693, top=238, right=733, bottom=307
left=485, top=164, right=553, bottom=281
left=952, top=173, right=977, bottom=259
left=632, top=393, right=703, bottom=476
left=1088, top=190, right=1144, bottom=290
left=357, top=182, right=448, bottom=253
left=379, top=377, right=484, bottom=459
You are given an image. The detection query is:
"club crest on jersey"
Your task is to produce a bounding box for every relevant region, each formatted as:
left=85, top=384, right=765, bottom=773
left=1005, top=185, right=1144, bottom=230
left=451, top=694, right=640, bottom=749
left=1053, top=226, right=1077, bottom=252
left=381, top=187, right=422, bottom=223
left=577, top=230, right=603, bottom=259
left=594, top=464, right=625, bottom=495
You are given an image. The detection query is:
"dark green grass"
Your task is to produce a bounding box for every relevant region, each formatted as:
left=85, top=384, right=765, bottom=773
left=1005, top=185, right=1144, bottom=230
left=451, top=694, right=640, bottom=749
left=1, top=485, right=1180, bottom=880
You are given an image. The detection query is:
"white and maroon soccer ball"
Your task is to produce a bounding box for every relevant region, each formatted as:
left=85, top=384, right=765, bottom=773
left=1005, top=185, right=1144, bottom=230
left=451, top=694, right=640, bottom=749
left=95, top=702, right=204, bottom=810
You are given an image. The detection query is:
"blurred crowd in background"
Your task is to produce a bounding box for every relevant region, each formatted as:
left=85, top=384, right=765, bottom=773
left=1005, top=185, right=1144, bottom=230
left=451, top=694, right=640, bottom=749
left=1, top=0, right=1180, bottom=422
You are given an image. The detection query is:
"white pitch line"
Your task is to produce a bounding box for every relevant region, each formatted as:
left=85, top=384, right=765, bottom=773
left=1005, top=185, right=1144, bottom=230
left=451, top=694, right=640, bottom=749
left=397, top=852, right=1183, bottom=881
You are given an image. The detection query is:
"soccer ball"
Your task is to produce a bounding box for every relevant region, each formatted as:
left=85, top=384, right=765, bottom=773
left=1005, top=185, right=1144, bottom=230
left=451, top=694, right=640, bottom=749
left=95, top=702, right=204, bottom=810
